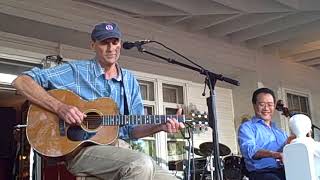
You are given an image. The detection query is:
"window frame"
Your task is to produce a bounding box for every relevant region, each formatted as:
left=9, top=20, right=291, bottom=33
left=280, top=88, right=313, bottom=132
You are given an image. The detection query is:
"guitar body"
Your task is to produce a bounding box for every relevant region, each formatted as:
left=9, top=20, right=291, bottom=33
left=26, top=89, right=119, bottom=158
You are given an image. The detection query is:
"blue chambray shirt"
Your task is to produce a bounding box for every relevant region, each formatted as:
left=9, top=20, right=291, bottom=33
left=238, top=116, right=288, bottom=172
left=23, top=59, right=144, bottom=140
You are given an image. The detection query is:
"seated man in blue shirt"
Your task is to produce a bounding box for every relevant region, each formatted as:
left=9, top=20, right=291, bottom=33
left=238, top=88, right=289, bottom=180
left=12, top=22, right=184, bottom=180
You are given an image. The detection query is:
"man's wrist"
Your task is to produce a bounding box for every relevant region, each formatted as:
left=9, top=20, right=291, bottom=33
left=158, top=124, right=166, bottom=132
left=270, top=151, right=279, bottom=158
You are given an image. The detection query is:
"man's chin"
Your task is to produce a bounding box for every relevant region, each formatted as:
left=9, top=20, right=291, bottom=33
left=258, top=115, right=272, bottom=121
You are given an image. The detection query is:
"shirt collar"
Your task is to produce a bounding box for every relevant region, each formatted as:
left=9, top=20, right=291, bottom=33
left=93, top=58, right=122, bottom=81
left=252, top=116, right=277, bottom=127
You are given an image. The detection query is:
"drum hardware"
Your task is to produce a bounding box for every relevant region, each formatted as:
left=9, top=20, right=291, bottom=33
left=223, top=155, right=246, bottom=180
left=184, top=157, right=211, bottom=180
left=183, top=141, right=232, bottom=180
left=184, top=146, right=204, bottom=157
left=197, top=142, right=231, bottom=180
left=183, top=113, right=209, bottom=180
left=199, top=142, right=231, bottom=157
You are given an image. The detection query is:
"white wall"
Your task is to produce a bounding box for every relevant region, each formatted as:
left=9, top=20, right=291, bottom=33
left=186, top=83, right=237, bottom=153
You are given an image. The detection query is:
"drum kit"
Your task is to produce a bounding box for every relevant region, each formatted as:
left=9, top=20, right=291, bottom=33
left=183, top=142, right=245, bottom=180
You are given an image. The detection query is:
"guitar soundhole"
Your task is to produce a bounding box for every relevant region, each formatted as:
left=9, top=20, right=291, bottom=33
left=82, top=112, right=102, bottom=130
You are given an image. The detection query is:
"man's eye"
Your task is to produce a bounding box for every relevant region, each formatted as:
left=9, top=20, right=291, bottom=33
left=258, top=103, right=274, bottom=107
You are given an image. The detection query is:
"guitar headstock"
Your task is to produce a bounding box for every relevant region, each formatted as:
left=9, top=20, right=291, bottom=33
left=185, top=110, right=209, bottom=133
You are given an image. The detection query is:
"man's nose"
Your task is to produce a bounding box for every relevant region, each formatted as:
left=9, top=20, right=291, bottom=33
left=106, top=43, right=114, bottom=51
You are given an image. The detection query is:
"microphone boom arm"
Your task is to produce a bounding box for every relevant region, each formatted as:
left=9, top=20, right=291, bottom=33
left=139, top=49, right=240, bottom=86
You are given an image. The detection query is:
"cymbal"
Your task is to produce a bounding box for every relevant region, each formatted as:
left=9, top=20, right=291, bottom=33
left=199, top=142, right=231, bottom=156
left=184, top=146, right=204, bottom=156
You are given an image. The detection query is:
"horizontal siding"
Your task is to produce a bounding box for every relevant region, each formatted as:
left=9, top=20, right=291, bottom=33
left=187, top=84, right=238, bottom=155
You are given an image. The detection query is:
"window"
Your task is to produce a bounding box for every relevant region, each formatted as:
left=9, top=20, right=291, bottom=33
left=163, top=83, right=183, bottom=104
left=286, top=92, right=320, bottom=141
left=139, top=80, right=154, bottom=101
left=286, top=93, right=311, bottom=117
left=132, top=78, right=187, bottom=174
left=164, top=82, right=186, bottom=172
left=130, top=80, right=156, bottom=159
left=166, top=107, right=186, bottom=164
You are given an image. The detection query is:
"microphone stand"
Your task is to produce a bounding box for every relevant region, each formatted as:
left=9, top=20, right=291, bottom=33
left=135, top=45, right=239, bottom=180
left=185, top=133, right=195, bottom=180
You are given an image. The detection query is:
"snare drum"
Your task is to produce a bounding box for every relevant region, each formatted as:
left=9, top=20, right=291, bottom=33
left=223, top=155, right=243, bottom=180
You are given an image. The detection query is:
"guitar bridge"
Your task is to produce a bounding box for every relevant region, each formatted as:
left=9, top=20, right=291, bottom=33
left=59, top=118, right=66, bottom=136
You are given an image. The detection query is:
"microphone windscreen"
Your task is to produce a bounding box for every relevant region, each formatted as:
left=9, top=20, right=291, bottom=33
left=122, top=42, right=135, bottom=49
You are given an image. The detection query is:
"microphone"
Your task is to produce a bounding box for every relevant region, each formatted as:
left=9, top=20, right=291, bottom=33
left=122, top=40, right=151, bottom=50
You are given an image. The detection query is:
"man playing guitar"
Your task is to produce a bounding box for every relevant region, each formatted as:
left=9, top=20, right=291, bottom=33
left=12, top=22, right=184, bottom=180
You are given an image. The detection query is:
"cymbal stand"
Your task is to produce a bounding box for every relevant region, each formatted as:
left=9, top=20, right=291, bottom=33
left=199, top=155, right=214, bottom=180
left=185, top=125, right=195, bottom=180
left=208, top=155, right=214, bottom=180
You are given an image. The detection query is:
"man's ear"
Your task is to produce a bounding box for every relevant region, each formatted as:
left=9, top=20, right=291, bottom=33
left=90, top=41, right=95, bottom=50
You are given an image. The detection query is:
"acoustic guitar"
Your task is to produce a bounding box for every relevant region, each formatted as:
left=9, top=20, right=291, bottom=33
left=26, top=89, right=200, bottom=158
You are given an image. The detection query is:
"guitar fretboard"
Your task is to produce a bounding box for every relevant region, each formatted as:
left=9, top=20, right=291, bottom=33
left=102, top=115, right=185, bottom=126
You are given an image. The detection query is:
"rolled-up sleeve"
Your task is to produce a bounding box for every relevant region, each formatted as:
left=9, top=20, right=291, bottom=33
left=22, top=64, right=74, bottom=90
left=238, top=123, right=259, bottom=160
left=23, top=67, right=50, bottom=88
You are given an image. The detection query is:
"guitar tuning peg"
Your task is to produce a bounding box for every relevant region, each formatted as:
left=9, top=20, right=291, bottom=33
left=204, top=122, right=209, bottom=131
left=196, top=111, right=201, bottom=118
left=203, top=112, right=208, bottom=119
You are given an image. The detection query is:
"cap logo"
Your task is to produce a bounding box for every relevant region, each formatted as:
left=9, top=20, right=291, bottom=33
left=105, top=24, right=114, bottom=31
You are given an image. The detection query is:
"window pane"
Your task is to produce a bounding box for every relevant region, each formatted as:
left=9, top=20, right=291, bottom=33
left=286, top=93, right=311, bottom=117
left=299, top=96, right=308, bottom=114
left=144, top=105, right=155, bottom=138
left=140, top=84, right=148, bottom=100
left=138, top=80, right=154, bottom=101
left=165, top=106, right=186, bottom=172
left=313, top=127, right=320, bottom=141
left=163, top=88, right=177, bottom=103
left=167, top=141, right=185, bottom=161
left=165, top=107, right=177, bottom=115
left=131, top=139, right=157, bottom=159
left=163, top=84, right=183, bottom=104
left=131, top=105, right=156, bottom=158
left=287, top=94, right=293, bottom=109
left=144, top=106, right=153, bottom=116
left=292, top=94, right=300, bottom=112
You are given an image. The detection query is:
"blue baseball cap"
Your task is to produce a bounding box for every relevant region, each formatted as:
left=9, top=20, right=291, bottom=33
left=91, top=22, right=122, bottom=41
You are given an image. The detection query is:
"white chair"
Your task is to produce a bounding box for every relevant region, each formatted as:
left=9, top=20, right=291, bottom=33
left=283, top=142, right=318, bottom=180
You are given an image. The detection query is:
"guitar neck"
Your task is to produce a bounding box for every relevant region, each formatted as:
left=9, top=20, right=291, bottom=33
left=101, top=114, right=185, bottom=126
